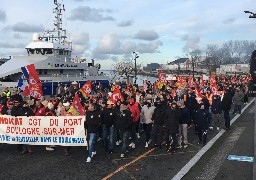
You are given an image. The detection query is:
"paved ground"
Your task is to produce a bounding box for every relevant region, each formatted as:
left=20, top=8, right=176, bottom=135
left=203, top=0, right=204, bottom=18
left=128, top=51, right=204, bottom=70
left=0, top=101, right=253, bottom=180
left=183, top=102, right=254, bottom=180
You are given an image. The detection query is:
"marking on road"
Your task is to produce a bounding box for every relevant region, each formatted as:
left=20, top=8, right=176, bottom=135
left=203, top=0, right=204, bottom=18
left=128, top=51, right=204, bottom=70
left=112, top=150, right=198, bottom=161
left=227, top=155, right=254, bottom=163
left=172, top=99, right=254, bottom=180
left=187, top=143, right=202, bottom=149
left=196, top=127, right=245, bottom=180
left=102, top=147, right=157, bottom=180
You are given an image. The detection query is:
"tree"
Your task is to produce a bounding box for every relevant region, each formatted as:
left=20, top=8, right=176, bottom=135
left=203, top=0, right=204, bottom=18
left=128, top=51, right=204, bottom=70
left=189, top=49, right=202, bottom=77
left=113, top=59, right=142, bottom=84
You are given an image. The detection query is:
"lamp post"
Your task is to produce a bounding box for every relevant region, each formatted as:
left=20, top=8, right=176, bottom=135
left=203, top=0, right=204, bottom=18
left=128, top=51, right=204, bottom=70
left=133, top=52, right=139, bottom=84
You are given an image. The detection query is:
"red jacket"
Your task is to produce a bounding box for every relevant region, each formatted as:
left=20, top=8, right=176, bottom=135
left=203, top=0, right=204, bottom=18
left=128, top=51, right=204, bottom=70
left=128, top=99, right=140, bottom=123
left=33, top=105, right=46, bottom=116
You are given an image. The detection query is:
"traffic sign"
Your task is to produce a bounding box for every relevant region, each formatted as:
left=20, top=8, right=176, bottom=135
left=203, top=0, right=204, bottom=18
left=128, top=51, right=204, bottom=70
left=227, top=155, right=254, bottom=162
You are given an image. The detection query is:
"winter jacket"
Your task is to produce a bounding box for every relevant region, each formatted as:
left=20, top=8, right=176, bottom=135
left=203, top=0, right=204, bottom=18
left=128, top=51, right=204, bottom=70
left=233, top=90, right=244, bottom=105
left=19, top=107, right=34, bottom=116
left=115, top=108, right=133, bottom=132
left=152, top=104, right=165, bottom=125
left=221, top=92, right=233, bottom=111
left=33, top=105, right=46, bottom=116
left=128, top=99, right=140, bottom=123
left=85, top=110, right=102, bottom=133
left=164, top=106, right=181, bottom=134
left=179, top=107, right=190, bottom=124
left=141, top=105, right=155, bottom=124
left=101, top=108, right=116, bottom=127
left=211, top=95, right=222, bottom=114
left=195, top=109, right=211, bottom=130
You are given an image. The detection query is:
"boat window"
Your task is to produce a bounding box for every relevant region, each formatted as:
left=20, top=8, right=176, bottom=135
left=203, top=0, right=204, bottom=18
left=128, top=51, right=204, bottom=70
left=43, top=69, right=48, bottom=74
left=60, top=69, right=63, bottom=74
left=38, top=69, right=43, bottom=74
left=46, top=49, right=53, bottom=54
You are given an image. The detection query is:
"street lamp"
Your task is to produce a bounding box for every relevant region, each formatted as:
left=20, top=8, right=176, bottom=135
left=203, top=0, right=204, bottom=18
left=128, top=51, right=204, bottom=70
left=244, top=11, right=256, bottom=18
left=133, top=52, right=139, bottom=84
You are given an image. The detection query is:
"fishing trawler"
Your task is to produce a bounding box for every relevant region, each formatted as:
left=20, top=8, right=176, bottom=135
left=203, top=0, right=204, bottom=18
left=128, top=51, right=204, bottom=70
left=0, top=0, right=114, bottom=95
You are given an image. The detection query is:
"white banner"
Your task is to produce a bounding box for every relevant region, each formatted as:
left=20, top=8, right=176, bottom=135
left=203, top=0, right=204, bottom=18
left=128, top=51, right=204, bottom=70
left=0, top=115, right=87, bottom=146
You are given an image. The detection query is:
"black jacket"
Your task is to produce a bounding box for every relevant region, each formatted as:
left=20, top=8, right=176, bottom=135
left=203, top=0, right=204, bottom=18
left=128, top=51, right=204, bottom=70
left=211, top=96, right=222, bottom=114
left=164, top=106, right=181, bottom=134
left=19, top=107, right=34, bottom=116
left=221, top=92, right=233, bottom=111
left=195, top=109, right=211, bottom=129
left=179, top=107, right=190, bottom=124
left=152, top=105, right=165, bottom=125
left=101, top=108, right=116, bottom=127
left=85, top=110, right=102, bottom=133
left=11, top=105, right=22, bottom=116
left=115, top=108, right=132, bottom=132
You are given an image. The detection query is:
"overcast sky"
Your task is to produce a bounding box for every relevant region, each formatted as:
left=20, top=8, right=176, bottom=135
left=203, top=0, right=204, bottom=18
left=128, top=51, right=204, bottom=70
left=0, top=0, right=255, bottom=69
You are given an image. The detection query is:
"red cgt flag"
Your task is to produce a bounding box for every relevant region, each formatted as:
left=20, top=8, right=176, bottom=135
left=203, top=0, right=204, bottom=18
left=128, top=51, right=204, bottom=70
left=69, top=93, right=85, bottom=115
left=109, top=88, right=124, bottom=104
left=79, top=81, right=92, bottom=98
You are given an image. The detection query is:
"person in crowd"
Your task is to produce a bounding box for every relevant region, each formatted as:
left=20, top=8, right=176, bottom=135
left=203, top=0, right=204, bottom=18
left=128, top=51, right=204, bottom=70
left=20, top=101, right=34, bottom=155
left=127, top=98, right=140, bottom=149
left=232, top=86, right=244, bottom=114
left=56, top=83, right=64, bottom=96
left=11, top=89, right=23, bottom=103
left=221, top=89, right=233, bottom=130
left=141, top=99, right=155, bottom=148
left=177, top=100, right=189, bottom=149
left=243, top=84, right=249, bottom=104
left=210, top=94, right=222, bottom=130
left=164, top=101, right=181, bottom=153
left=195, top=103, right=211, bottom=146
left=151, top=101, right=165, bottom=148
left=33, top=100, right=46, bottom=116
left=102, top=101, right=116, bottom=153
left=115, top=101, right=133, bottom=158
left=85, top=103, right=102, bottom=163
left=45, top=103, right=57, bottom=151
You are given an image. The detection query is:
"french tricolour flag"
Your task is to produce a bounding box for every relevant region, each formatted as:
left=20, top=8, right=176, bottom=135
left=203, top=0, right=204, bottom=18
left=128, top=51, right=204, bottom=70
left=17, top=76, right=30, bottom=96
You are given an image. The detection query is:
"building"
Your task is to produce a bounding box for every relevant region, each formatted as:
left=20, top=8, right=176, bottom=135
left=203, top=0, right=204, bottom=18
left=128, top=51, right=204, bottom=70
left=143, top=63, right=160, bottom=72
left=216, top=64, right=249, bottom=74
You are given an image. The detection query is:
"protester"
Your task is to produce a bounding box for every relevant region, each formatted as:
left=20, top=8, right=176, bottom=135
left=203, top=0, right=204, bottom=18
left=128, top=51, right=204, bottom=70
left=195, top=103, right=211, bottom=146
left=177, top=100, right=189, bottom=148
left=140, top=99, right=155, bottom=148
left=210, top=95, right=222, bottom=130
left=164, top=101, right=181, bottom=153
left=85, top=103, right=102, bottom=163
left=115, top=101, right=132, bottom=158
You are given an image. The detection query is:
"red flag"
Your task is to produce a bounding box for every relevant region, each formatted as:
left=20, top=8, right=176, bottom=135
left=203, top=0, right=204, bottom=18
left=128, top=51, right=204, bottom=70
left=188, top=76, right=194, bottom=86
left=143, top=80, right=147, bottom=93
left=110, top=88, right=124, bottom=104
left=194, top=83, right=203, bottom=99
left=181, top=77, right=186, bottom=87
left=200, top=75, right=204, bottom=86
left=79, top=81, right=92, bottom=98
left=24, top=64, right=43, bottom=99
left=171, top=88, right=177, bottom=98
left=158, top=70, right=167, bottom=84
left=70, top=93, right=85, bottom=115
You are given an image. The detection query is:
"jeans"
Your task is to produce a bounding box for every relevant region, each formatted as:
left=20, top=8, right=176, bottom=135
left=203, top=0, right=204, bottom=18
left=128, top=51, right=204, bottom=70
left=233, top=104, right=241, bottom=114
left=164, top=128, right=178, bottom=151
left=224, top=111, right=230, bottom=128
left=88, top=133, right=96, bottom=157
left=143, top=123, right=152, bottom=142
left=103, top=126, right=116, bottom=150
left=151, top=124, right=163, bottom=146
left=120, top=131, right=129, bottom=154
left=178, top=124, right=188, bottom=145
left=198, top=128, right=207, bottom=145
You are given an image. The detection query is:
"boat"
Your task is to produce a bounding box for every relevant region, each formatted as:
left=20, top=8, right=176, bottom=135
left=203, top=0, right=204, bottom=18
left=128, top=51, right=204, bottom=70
left=0, top=0, right=114, bottom=95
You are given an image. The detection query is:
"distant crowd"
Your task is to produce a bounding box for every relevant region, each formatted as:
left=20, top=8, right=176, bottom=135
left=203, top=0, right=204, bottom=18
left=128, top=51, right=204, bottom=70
left=0, top=74, right=250, bottom=163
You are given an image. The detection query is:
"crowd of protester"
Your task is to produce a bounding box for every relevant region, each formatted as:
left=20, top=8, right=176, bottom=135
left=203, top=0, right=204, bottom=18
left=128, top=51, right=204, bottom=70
left=0, top=75, right=250, bottom=163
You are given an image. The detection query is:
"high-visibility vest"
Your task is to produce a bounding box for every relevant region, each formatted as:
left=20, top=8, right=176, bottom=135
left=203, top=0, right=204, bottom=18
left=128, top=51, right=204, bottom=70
left=3, top=91, right=11, bottom=97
